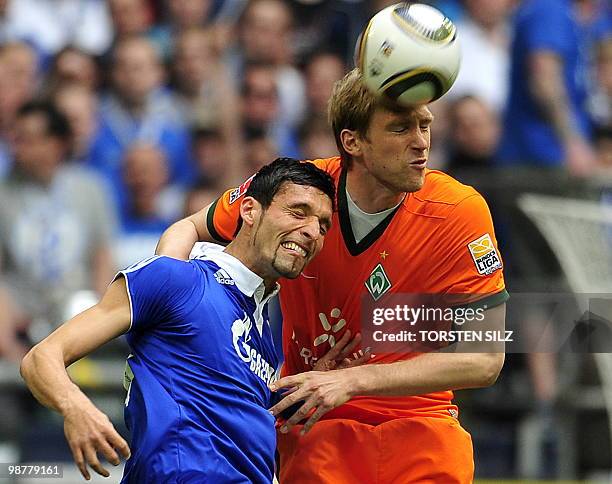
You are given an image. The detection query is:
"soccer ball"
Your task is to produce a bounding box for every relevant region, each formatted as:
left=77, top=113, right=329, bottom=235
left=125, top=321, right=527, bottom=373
left=355, top=2, right=461, bottom=106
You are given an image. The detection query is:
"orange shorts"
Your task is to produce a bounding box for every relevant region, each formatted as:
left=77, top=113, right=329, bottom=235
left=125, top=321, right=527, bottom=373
left=277, top=416, right=474, bottom=484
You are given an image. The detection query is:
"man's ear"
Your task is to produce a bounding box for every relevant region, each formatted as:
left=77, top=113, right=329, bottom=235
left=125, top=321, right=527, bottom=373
left=340, top=128, right=363, bottom=158
left=239, top=196, right=261, bottom=227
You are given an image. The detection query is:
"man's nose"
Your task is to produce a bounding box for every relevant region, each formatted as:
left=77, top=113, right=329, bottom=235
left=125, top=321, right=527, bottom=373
left=300, top=218, right=320, bottom=240
left=412, top=129, right=429, bottom=150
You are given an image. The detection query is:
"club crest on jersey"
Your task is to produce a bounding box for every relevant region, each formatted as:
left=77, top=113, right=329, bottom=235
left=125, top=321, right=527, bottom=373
left=229, top=175, right=255, bottom=204
left=365, top=263, right=392, bottom=301
left=468, top=233, right=502, bottom=275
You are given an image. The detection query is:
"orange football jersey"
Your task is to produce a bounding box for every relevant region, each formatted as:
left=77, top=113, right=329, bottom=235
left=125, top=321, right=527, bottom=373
left=208, top=157, right=508, bottom=424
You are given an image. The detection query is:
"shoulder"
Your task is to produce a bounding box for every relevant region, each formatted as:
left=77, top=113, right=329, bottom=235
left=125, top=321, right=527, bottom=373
left=521, top=0, right=568, bottom=17
left=56, top=166, right=113, bottom=200
left=307, top=157, right=342, bottom=179
left=57, top=165, right=105, bottom=187
left=122, top=255, right=200, bottom=284
left=186, top=256, right=225, bottom=279
left=404, top=170, right=484, bottom=221
left=517, top=0, right=572, bottom=32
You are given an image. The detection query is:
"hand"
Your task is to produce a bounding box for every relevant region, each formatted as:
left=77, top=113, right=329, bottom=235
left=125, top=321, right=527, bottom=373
left=313, top=330, right=372, bottom=371
left=565, top=136, right=597, bottom=177
left=269, top=368, right=358, bottom=436
left=63, top=397, right=130, bottom=480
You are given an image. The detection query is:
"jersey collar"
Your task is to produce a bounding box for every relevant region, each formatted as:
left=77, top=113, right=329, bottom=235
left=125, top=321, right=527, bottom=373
left=199, top=245, right=280, bottom=299
left=338, top=168, right=404, bottom=256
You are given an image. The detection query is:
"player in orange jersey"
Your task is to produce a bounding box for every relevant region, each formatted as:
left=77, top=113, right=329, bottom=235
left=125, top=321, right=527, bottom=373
left=156, top=68, right=507, bottom=483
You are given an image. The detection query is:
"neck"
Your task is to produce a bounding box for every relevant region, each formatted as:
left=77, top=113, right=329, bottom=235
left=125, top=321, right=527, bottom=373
left=574, top=1, right=596, bottom=25
left=116, top=94, right=147, bottom=116
left=16, top=164, right=58, bottom=187
left=130, top=194, right=157, bottom=218
left=179, top=84, right=202, bottom=101
left=224, top=238, right=277, bottom=296
left=346, top=164, right=405, bottom=213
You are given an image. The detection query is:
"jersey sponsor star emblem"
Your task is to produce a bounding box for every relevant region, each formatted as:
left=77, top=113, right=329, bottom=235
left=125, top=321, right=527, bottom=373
left=365, top=263, right=392, bottom=300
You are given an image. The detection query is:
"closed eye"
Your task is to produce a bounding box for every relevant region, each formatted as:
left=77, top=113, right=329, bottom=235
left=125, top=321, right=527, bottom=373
left=319, top=219, right=332, bottom=236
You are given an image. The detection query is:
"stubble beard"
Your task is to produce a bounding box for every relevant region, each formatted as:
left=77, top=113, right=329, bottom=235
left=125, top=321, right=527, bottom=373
left=380, top=170, right=425, bottom=196
left=404, top=173, right=425, bottom=193
left=271, top=247, right=305, bottom=280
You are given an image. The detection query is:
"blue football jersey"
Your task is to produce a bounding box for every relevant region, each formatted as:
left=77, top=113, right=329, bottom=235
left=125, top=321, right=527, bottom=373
left=117, top=252, right=280, bottom=483
left=498, top=0, right=591, bottom=165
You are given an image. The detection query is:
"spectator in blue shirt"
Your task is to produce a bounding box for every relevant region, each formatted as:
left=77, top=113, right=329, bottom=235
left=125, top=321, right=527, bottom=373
left=498, top=0, right=597, bottom=175
left=88, top=36, right=195, bottom=194
left=113, top=143, right=184, bottom=269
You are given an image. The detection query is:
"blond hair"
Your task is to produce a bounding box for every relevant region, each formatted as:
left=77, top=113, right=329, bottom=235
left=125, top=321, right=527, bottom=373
left=327, top=68, right=402, bottom=168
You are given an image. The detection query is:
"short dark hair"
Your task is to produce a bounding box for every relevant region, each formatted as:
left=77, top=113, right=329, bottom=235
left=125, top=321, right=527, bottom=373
left=17, top=100, right=72, bottom=142
left=245, top=157, right=336, bottom=211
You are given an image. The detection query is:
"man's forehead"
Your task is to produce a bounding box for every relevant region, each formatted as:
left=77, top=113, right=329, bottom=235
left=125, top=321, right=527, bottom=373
left=276, top=182, right=327, bottom=199
left=378, top=104, right=434, bottom=122
left=275, top=183, right=333, bottom=209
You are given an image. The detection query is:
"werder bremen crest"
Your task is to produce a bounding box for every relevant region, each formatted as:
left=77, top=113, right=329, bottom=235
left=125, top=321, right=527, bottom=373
left=365, top=263, right=392, bottom=301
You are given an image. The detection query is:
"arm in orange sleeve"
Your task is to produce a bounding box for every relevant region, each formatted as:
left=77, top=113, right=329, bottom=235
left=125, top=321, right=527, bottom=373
left=439, top=192, right=508, bottom=305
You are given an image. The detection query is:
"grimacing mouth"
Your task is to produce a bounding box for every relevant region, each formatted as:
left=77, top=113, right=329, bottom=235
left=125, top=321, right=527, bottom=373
left=280, top=240, right=310, bottom=258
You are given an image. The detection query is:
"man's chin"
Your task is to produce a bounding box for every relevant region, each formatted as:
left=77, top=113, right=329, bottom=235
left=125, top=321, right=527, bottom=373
left=399, top=177, right=425, bottom=193
left=280, top=271, right=300, bottom=280
left=273, top=260, right=307, bottom=280
left=382, top=174, right=424, bottom=195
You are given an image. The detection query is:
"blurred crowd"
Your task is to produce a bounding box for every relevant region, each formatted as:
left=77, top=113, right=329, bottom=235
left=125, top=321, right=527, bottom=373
left=0, top=0, right=609, bottom=359
left=0, top=0, right=610, bottom=477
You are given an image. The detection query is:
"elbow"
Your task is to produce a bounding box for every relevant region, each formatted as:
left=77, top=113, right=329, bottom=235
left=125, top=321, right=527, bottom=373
left=475, top=352, right=505, bottom=388
left=20, top=345, right=37, bottom=384
left=20, top=342, right=49, bottom=385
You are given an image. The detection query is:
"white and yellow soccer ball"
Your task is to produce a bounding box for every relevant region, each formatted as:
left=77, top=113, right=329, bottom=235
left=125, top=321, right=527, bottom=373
left=355, top=2, right=461, bottom=106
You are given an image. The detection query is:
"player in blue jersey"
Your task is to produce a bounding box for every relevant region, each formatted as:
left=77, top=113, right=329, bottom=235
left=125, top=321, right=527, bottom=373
left=20, top=157, right=336, bottom=482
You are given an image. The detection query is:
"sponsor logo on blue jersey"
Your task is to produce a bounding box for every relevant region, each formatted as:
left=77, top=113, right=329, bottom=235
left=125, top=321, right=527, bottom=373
left=232, top=312, right=277, bottom=385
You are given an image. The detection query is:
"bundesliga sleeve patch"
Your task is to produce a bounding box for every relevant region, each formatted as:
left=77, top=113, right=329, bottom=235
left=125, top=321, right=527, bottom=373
left=229, top=175, right=255, bottom=204
left=467, top=233, right=503, bottom=275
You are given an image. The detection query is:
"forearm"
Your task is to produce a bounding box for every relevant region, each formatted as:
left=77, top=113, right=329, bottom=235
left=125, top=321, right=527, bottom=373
left=270, top=349, right=505, bottom=434
left=529, top=52, right=579, bottom=142
left=156, top=217, right=201, bottom=259
left=22, top=278, right=131, bottom=415
left=21, top=343, right=90, bottom=416
left=535, top=83, right=576, bottom=142
left=347, top=351, right=504, bottom=398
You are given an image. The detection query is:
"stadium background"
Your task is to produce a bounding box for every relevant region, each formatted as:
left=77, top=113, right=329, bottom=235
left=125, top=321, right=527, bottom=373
left=0, top=0, right=610, bottom=481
